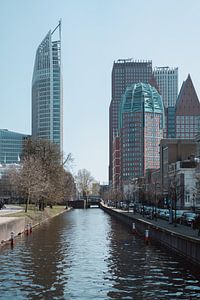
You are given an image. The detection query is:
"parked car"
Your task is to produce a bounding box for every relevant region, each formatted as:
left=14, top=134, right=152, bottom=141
left=158, top=209, right=169, bottom=220
left=175, top=210, right=190, bottom=223
left=128, top=202, right=135, bottom=212
left=180, top=212, right=197, bottom=226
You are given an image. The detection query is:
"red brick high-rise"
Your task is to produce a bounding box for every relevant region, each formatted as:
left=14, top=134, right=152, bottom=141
left=109, top=59, right=152, bottom=185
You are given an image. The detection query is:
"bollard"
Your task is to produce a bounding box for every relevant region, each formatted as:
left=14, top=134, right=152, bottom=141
left=145, top=229, right=150, bottom=244
left=132, top=223, right=136, bottom=234
left=29, top=223, right=32, bottom=234
left=10, top=232, right=14, bottom=247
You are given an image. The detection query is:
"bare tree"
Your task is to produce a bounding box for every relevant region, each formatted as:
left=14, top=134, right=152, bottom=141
left=63, top=152, right=75, bottom=171
left=9, top=138, right=76, bottom=212
left=91, top=182, right=100, bottom=196
left=9, top=157, right=47, bottom=212
left=75, top=169, right=94, bottom=197
left=60, top=170, right=76, bottom=204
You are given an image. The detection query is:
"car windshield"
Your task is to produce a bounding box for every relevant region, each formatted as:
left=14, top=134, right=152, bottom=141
left=185, top=213, right=196, bottom=217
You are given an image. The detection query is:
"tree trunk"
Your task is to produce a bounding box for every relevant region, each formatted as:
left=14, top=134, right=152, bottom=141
left=25, top=193, right=30, bottom=213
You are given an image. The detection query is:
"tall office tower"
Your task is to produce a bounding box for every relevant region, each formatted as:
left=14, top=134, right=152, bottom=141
left=109, top=59, right=152, bottom=185
left=175, top=74, right=200, bottom=139
left=153, top=67, right=178, bottom=138
left=32, top=21, right=63, bottom=153
left=0, top=129, right=29, bottom=164
left=117, top=83, right=164, bottom=186
left=153, top=66, right=178, bottom=108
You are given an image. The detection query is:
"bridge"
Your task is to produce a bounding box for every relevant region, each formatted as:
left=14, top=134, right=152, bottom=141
left=67, top=196, right=101, bottom=209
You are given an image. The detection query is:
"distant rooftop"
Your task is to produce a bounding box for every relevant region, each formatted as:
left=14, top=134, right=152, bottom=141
left=114, top=58, right=152, bottom=64
left=154, top=66, right=178, bottom=71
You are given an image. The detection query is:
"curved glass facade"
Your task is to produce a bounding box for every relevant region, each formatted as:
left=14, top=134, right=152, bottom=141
left=118, top=83, right=165, bottom=182
left=32, top=21, right=63, bottom=152
left=119, top=83, right=164, bottom=129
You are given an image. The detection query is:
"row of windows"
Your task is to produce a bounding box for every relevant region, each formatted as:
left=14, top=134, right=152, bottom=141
left=176, top=133, right=194, bottom=138
left=176, top=125, right=198, bottom=130
left=176, top=116, right=200, bottom=121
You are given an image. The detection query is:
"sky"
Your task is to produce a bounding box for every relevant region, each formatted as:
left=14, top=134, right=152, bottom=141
left=1, top=0, right=200, bottom=184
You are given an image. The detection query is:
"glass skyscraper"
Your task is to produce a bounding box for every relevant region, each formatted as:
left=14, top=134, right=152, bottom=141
left=32, top=21, right=63, bottom=153
left=153, top=66, right=178, bottom=138
left=153, top=66, right=178, bottom=108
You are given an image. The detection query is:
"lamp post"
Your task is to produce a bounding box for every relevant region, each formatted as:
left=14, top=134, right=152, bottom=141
left=169, top=173, right=177, bottom=226
left=174, top=187, right=177, bottom=227
left=154, top=182, right=160, bottom=220
left=192, top=190, right=196, bottom=212
left=172, top=175, right=177, bottom=227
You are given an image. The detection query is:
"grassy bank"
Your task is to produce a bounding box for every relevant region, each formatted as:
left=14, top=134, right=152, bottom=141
left=5, top=205, right=67, bottom=226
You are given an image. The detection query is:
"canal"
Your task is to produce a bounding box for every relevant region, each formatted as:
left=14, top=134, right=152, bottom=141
left=0, top=209, right=200, bottom=299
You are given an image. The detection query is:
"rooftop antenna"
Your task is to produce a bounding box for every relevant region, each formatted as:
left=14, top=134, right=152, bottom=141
left=51, top=19, right=61, bottom=38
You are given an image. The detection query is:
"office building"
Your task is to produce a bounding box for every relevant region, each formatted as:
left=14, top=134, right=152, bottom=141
left=153, top=66, right=178, bottom=108
left=0, top=129, right=29, bottom=164
left=175, top=74, right=200, bottom=139
left=153, top=67, right=178, bottom=138
left=117, top=83, right=165, bottom=186
left=109, top=59, right=153, bottom=184
left=32, top=21, right=63, bottom=153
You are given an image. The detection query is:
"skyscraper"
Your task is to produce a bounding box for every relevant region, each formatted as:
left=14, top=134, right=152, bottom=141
left=153, top=66, right=178, bottom=108
left=175, top=74, right=200, bottom=139
left=153, top=67, right=178, bottom=138
left=32, top=21, right=63, bottom=153
left=109, top=59, right=153, bottom=184
left=117, top=83, right=164, bottom=186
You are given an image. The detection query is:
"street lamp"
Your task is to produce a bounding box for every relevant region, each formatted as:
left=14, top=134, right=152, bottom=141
left=169, top=174, right=177, bottom=227
left=174, top=188, right=177, bottom=227
left=154, top=182, right=160, bottom=220
left=191, top=191, right=196, bottom=212
left=172, top=176, right=177, bottom=227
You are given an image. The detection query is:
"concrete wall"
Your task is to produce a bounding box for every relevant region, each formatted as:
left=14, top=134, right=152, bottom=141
left=0, top=217, right=26, bottom=243
left=101, top=205, right=200, bottom=267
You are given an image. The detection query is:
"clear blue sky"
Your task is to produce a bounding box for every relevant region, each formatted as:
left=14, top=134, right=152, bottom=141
left=1, top=0, right=200, bottom=183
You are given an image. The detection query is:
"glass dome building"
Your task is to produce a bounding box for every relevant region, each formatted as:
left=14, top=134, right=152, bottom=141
left=117, top=82, right=165, bottom=184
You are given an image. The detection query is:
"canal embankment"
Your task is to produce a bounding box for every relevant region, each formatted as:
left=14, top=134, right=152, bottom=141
left=101, top=203, right=200, bottom=267
left=0, top=205, right=69, bottom=247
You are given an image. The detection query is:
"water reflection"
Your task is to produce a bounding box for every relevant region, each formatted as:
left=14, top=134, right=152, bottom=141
left=0, top=209, right=200, bottom=299
left=106, top=218, right=200, bottom=299
left=19, top=218, right=69, bottom=299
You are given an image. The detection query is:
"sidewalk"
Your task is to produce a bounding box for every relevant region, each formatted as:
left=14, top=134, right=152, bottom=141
left=110, top=206, right=200, bottom=240
left=102, top=204, right=200, bottom=267
left=0, top=205, right=23, bottom=217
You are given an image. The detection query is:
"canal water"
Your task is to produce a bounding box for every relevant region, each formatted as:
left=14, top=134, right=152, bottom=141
left=0, top=209, right=200, bottom=299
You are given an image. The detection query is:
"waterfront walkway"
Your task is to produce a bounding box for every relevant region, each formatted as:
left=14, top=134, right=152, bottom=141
left=106, top=206, right=200, bottom=241
left=0, top=205, right=23, bottom=214
left=0, top=205, right=23, bottom=218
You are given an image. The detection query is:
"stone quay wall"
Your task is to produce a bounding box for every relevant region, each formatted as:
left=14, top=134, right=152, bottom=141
left=101, top=204, right=200, bottom=267
left=0, top=217, right=26, bottom=243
